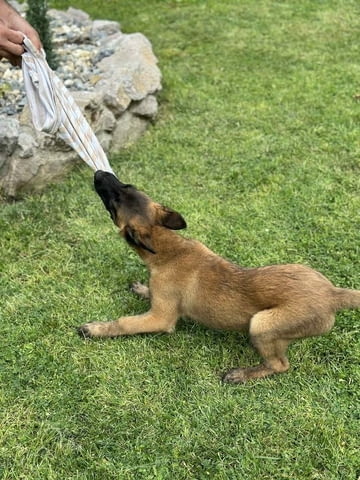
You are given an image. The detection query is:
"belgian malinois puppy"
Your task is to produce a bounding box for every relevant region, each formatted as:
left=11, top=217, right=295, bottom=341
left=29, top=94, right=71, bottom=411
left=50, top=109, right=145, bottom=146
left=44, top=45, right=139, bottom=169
left=78, top=170, right=360, bottom=382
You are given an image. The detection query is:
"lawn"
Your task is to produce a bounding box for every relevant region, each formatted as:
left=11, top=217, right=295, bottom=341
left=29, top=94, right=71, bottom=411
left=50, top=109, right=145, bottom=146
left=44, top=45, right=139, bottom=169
left=1, top=0, right=359, bottom=478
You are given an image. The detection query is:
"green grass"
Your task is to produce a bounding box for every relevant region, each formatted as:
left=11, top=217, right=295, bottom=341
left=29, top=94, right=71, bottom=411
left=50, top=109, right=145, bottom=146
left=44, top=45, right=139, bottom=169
left=1, top=0, right=360, bottom=478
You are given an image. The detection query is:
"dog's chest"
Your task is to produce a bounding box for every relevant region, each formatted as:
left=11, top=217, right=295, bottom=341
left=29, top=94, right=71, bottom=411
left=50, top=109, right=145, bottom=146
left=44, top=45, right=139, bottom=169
left=179, top=273, right=252, bottom=331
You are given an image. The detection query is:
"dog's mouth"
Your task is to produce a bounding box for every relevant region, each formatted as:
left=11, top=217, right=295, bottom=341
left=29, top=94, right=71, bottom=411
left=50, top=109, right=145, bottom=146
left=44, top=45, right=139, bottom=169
left=94, top=170, right=148, bottom=227
left=94, top=170, right=128, bottom=220
left=94, top=170, right=128, bottom=197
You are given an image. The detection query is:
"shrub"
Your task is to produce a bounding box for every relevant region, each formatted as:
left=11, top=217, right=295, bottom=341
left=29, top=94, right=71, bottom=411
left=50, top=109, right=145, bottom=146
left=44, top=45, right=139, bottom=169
left=26, top=0, right=58, bottom=70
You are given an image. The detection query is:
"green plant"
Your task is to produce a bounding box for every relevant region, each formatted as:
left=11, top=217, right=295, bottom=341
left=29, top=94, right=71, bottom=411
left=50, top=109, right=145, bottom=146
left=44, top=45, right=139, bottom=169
left=26, top=0, right=58, bottom=69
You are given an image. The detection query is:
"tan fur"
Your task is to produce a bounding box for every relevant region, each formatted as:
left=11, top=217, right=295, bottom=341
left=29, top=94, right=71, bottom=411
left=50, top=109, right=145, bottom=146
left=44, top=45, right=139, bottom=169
left=79, top=172, right=360, bottom=382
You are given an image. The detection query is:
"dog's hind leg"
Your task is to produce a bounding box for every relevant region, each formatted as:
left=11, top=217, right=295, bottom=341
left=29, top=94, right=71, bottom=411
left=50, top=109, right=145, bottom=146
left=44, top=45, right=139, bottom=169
left=223, top=309, right=292, bottom=383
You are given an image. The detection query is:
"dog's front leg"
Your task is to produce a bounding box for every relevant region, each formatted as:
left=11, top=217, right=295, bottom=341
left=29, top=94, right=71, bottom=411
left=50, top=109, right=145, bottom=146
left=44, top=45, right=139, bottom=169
left=78, top=305, right=178, bottom=338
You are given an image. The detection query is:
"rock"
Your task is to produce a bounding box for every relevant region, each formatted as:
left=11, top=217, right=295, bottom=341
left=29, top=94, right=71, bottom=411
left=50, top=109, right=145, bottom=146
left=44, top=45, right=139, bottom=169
left=0, top=153, right=6, bottom=171
left=0, top=116, right=19, bottom=155
left=48, top=7, right=91, bottom=27
left=64, top=78, right=74, bottom=88
left=96, top=33, right=161, bottom=102
left=92, top=48, right=115, bottom=64
left=18, top=129, right=38, bottom=158
left=96, top=131, right=112, bottom=153
left=110, top=111, right=148, bottom=151
left=130, top=95, right=158, bottom=119
left=91, top=20, right=120, bottom=40
left=0, top=149, right=79, bottom=198
left=71, top=90, right=102, bottom=110
left=3, top=105, right=18, bottom=115
left=98, top=32, right=124, bottom=50
left=103, top=86, right=132, bottom=117
left=18, top=104, right=32, bottom=126
left=94, top=108, right=116, bottom=134
left=67, top=7, right=91, bottom=26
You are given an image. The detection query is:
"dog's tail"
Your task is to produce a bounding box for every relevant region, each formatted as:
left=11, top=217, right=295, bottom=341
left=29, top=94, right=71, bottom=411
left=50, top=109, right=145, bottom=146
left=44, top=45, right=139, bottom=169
left=333, top=287, right=360, bottom=311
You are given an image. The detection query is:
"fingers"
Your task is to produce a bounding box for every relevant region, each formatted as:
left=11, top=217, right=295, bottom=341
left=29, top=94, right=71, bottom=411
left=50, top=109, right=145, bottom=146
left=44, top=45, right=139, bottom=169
left=5, top=25, right=24, bottom=45
left=23, top=28, right=42, bottom=51
left=0, top=48, right=21, bottom=66
left=0, top=3, right=43, bottom=65
left=0, top=24, right=24, bottom=56
left=4, top=8, right=42, bottom=51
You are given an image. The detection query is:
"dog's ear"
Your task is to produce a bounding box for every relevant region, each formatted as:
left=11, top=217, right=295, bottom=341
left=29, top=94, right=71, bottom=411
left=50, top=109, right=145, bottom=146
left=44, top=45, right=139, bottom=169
left=124, top=225, right=156, bottom=254
left=159, top=206, right=187, bottom=230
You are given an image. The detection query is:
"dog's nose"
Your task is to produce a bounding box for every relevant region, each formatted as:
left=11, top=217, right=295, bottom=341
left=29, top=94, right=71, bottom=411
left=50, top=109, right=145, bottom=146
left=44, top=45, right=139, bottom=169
left=94, top=170, right=105, bottom=181
left=94, top=170, right=112, bottom=188
left=94, top=170, right=128, bottom=192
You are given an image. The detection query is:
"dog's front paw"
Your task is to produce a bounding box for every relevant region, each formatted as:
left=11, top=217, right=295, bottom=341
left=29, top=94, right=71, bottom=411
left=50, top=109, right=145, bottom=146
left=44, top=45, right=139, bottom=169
left=222, top=367, right=249, bottom=384
left=77, top=322, right=107, bottom=338
left=131, top=282, right=150, bottom=299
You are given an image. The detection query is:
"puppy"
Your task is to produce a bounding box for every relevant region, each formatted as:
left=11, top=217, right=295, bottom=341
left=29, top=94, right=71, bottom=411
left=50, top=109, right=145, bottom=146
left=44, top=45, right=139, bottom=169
left=79, top=170, right=360, bottom=382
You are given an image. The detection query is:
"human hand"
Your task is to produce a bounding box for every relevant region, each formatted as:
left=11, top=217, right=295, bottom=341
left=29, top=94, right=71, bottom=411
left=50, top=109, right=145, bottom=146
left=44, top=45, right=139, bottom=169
left=0, top=0, right=41, bottom=66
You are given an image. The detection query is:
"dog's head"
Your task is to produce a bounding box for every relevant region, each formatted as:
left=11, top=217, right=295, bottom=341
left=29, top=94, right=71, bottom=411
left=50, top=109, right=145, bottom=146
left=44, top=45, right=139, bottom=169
left=94, top=170, right=186, bottom=254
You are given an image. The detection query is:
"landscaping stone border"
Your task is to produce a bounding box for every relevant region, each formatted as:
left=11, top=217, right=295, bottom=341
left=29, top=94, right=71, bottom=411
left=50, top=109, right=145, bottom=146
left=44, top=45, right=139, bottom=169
left=0, top=4, right=161, bottom=197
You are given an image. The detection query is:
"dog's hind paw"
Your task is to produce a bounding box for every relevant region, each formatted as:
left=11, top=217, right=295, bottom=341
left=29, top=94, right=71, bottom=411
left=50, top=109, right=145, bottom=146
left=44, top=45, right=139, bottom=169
left=222, top=368, right=249, bottom=384
left=222, top=363, right=284, bottom=383
left=77, top=324, right=93, bottom=338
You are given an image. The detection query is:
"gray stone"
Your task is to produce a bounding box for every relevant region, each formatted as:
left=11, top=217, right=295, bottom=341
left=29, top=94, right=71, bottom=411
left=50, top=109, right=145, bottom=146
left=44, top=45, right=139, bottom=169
left=18, top=129, right=38, bottom=158
left=18, top=104, right=33, bottom=127
left=98, top=32, right=124, bottom=50
left=110, top=111, right=148, bottom=152
left=48, top=7, right=91, bottom=27
left=96, top=33, right=161, bottom=102
left=0, top=116, right=19, bottom=155
left=67, top=7, right=91, bottom=26
left=130, top=95, right=158, bottom=119
left=48, top=9, right=72, bottom=23
left=103, top=86, right=132, bottom=117
left=0, top=153, right=6, bottom=170
left=91, top=20, right=120, bottom=40
left=92, top=48, right=115, bottom=64
left=0, top=149, right=79, bottom=197
left=94, top=108, right=116, bottom=134
left=71, top=90, right=102, bottom=111
left=96, top=131, right=112, bottom=153
left=3, top=105, right=17, bottom=115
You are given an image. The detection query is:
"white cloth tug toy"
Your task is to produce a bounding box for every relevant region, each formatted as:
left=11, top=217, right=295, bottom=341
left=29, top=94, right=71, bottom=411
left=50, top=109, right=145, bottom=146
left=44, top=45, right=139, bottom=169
left=21, top=36, right=115, bottom=175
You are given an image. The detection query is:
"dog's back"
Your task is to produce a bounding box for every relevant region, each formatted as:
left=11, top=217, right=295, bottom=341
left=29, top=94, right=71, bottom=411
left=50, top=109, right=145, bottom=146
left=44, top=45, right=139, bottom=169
left=144, top=232, right=359, bottom=335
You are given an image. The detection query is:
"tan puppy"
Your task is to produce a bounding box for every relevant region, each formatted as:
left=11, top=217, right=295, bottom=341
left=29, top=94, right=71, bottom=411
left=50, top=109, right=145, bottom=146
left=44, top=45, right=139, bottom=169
left=79, top=171, right=360, bottom=382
